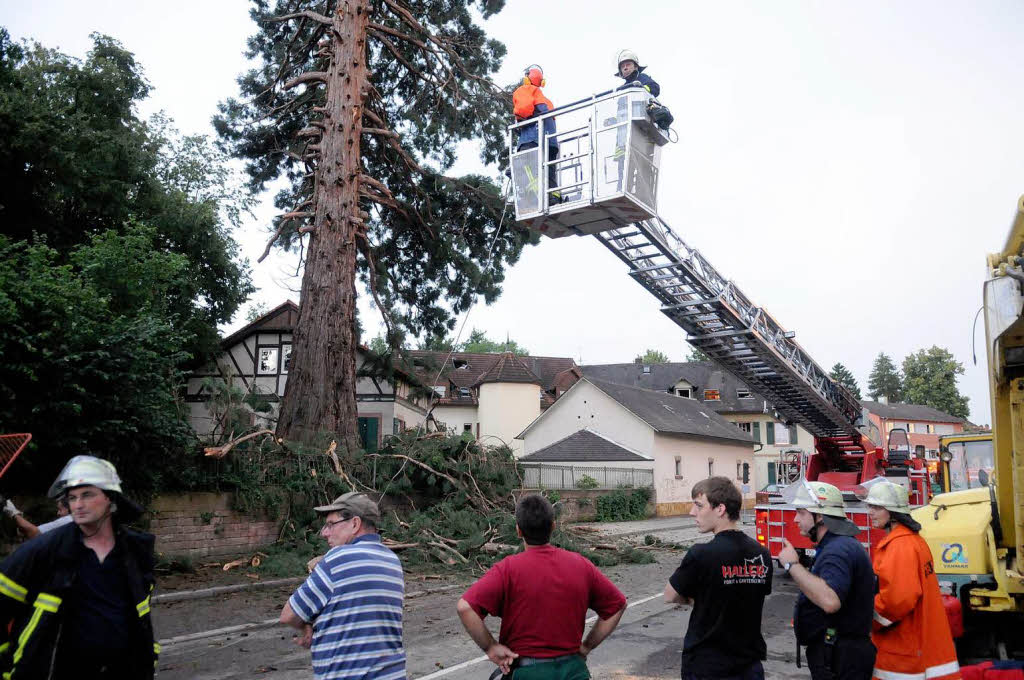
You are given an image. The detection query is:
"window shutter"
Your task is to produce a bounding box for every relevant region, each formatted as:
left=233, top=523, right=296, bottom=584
left=753, top=422, right=761, bottom=443
left=768, top=462, right=777, bottom=485
left=766, top=422, right=775, bottom=445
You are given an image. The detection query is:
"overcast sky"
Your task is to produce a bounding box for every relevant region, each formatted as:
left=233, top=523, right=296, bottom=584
left=4, top=1, right=1023, bottom=426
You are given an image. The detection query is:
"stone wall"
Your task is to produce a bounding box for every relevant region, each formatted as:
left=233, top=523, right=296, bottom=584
left=149, top=492, right=279, bottom=559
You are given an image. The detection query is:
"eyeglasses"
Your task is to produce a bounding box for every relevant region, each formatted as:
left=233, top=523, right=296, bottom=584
left=322, top=516, right=354, bottom=531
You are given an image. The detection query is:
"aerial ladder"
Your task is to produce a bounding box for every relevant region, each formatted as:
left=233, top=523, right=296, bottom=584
left=508, top=88, right=927, bottom=562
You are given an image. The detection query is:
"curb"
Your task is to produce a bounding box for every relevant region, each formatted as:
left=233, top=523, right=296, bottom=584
left=158, top=582, right=464, bottom=648
left=154, top=576, right=306, bottom=604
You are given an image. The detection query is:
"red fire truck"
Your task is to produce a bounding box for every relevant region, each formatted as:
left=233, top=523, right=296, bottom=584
left=507, top=90, right=931, bottom=566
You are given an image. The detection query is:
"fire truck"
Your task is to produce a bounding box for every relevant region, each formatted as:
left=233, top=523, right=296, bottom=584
left=507, top=87, right=930, bottom=565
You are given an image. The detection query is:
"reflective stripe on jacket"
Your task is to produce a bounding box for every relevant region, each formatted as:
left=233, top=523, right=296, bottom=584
left=0, top=521, right=158, bottom=679
left=512, top=83, right=558, bottom=149
left=871, top=524, right=960, bottom=680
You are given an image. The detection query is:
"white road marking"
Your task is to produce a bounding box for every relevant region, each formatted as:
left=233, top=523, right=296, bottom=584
left=415, top=591, right=666, bottom=680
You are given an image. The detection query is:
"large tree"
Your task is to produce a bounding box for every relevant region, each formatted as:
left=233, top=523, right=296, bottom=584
left=0, top=31, right=254, bottom=364
left=829, top=362, right=862, bottom=400
left=902, top=346, right=970, bottom=419
left=217, top=0, right=532, bottom=446
left=867, top=352, right=903, bottom=402
left=685, top=346, right=710, bottom=362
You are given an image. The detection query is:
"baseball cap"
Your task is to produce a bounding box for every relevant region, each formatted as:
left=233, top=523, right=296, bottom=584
left=314, top=491, right=380, bottom=523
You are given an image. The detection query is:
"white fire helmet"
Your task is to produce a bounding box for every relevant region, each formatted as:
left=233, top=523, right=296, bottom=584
left=614, top=49, right=644, bottom=76
left=48, top=455, right=123, bottom=499
left=781, top=479, right=847, bottom=518
left=857, top=478, right=911, bottom=514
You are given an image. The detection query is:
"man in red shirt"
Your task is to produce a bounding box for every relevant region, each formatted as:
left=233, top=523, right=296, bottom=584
left=456, top=494, right=627, bottom=679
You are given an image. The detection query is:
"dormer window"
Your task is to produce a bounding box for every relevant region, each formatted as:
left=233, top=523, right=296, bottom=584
left=432, top=385, right=447, bottom=398
left=642, top=365, right=651, bottom=374
left=703, top=389, right=720, bottom=401
left=453, top=359, right=469, bottom=369
left=676, top=388, right=692, bottom=399
left=737, top=389, right=752, bottom=399
left=459, top=387, right=471, bottom=398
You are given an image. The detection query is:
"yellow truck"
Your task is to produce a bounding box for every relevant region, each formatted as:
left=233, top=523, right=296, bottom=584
left=913, top=196, right=1024, bottom=658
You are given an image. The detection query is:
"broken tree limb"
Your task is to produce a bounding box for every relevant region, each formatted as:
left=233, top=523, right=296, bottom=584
left=283, top=71, right=329, bottom=90
left=204, top=429, right=276, bottom=459
left=365, top=453, right=459, bottom=489
left=268, top=10, right=333, bottom=26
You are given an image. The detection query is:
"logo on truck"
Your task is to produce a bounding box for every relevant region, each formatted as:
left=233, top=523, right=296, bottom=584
left=941, top=543, right=968, bottom=568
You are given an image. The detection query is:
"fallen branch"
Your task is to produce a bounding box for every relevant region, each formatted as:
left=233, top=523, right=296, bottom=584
left=204, top=429, right=277, bottom=459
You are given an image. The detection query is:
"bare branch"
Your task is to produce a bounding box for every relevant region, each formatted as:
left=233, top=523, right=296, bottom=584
left=268, top=10, right=333, bottom=26
left=368, top=22, right=429, bottom=51
left=283, top=71, right=329, bottom=90
left=362, top=127, right=398, bottom=138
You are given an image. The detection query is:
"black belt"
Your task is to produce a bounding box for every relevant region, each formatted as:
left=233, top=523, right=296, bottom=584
left=487, top=653, right=581, bottom=680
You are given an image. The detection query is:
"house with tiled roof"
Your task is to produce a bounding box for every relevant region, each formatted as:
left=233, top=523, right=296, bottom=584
left=518, top=376, right=755, bottom=515
left=861, top=400, right=966, bottom=457
left=582, top=361, right=816, bottom=489
left=406, top=350, right=582, bottom=456
left=185, top=301, right=428, bottom=449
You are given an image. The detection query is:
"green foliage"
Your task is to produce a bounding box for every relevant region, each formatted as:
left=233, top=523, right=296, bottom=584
left=868, top=353, right=903, bottom=402
left=199, top=512, right=214, bottom=525
left=216, top=2, right=535, bottom=343
left=575, top=475, right=600, bottom=490
left=635, top=349, right=669, bottom=364
left=246, top=302, right=270, bottom=323
left=686, top=346, right=710, bottom=362
left=415, top=328, right=528, bottom=356
left=0, top=33, right=253, bottom=366
left=595, top=488, right=652, bottom=522
left=0, top=229, right=201, bottom=500
left=155, top=553, right=195, bottom=575
left=829, top=362, right=862, bottom=400
left=901, top=347, right=970, bottom=419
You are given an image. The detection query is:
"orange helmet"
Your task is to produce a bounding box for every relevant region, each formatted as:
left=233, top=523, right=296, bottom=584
left=523, top=64, right=545, bottom=87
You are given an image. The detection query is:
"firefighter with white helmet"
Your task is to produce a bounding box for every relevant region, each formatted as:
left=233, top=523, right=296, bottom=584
left=861, top=480, right=960, bottom=680
left=0, top=455, right=158, bottom=678
left=613, top=49, right=660, bottom=96
left=778, top=480, right=877, bottom=680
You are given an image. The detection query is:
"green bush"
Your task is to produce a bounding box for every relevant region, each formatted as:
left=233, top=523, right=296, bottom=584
left=595, top=488, right=652, bottom=522
left=575, top=475, right=599, bottom=490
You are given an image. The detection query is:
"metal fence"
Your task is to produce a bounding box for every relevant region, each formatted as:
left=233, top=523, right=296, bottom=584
left=520, top=464, right=653, bottom=490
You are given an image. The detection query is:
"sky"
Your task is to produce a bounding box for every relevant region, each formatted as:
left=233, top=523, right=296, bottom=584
left=4, top=1, right=1023, bottom=426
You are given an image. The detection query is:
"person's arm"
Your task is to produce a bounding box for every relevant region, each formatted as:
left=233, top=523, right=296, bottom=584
left=456, top=598, right=517, bottom=673
left=280, top=602, right=313, bottom=648
left=13, top=516, right=39, bottom=540
left=663, top=581, right=692, bottom=605
left=580, top=604, right=625, bottom=657
left=873, top=542, right=922, bottom=627
left=640, top=73, right=661, bottom=97
left=787, top=562, right=841, bottom=613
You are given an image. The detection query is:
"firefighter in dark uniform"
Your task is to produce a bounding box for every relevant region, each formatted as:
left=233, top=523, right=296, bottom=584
left=778, top=480, right=876, bottom=680
left=0, top=456, right=158, bottom=679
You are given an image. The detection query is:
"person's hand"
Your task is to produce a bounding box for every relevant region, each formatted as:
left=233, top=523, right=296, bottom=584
left=778, top=539, right=799, bottom=566
left=486, top=643, right=518, bottom=674
left=293, top=624, right=313, bottom=649
left=579, top=642, right=591, bottom=658
left=3, top=500, right=21, bottom=518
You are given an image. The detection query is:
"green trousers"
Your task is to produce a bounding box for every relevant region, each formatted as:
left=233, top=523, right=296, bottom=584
left=512, top=654, right=590, bottom=680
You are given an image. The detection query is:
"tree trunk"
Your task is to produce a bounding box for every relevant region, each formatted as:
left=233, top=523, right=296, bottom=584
left=276, top=0, right=368, bottom=450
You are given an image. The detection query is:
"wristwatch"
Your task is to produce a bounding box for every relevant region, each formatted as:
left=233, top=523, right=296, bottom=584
left=782, top=561, right=793, bottom=573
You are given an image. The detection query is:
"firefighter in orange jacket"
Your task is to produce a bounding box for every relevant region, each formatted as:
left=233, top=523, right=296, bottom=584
left=863, top=481, right=960, bottom=680
left=512, top=64, right=561, bottom=204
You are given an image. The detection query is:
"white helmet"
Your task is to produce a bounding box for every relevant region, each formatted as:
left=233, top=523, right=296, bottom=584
left=782, top=479, right=847, bottom=518
left=614, top=49, right=644, bottom=76
left=48, top=456, right=123, bottom=499
left=859, top=479, right=910, bottom=514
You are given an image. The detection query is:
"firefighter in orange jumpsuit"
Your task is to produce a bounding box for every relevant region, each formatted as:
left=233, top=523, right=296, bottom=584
left=862, top=480, right=960, bottom=680
left=512, top=64, right=561, bottom=205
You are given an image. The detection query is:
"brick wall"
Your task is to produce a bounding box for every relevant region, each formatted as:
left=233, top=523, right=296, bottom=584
left=149, top=492, right=279, bottom=559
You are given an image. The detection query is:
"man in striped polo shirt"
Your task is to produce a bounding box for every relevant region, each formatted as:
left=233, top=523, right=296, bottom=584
left=280, top=492, right=406, bottom=680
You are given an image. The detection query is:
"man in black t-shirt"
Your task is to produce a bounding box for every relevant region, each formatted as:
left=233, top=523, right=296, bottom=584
left=664, top=476, right=772, bottom=680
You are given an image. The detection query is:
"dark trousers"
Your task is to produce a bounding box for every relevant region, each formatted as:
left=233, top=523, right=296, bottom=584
left=517, top=141, right=560, bottom=197
left=682, top=660, right=764, bottom=680
left=804, top=638, right=875, bottom=680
